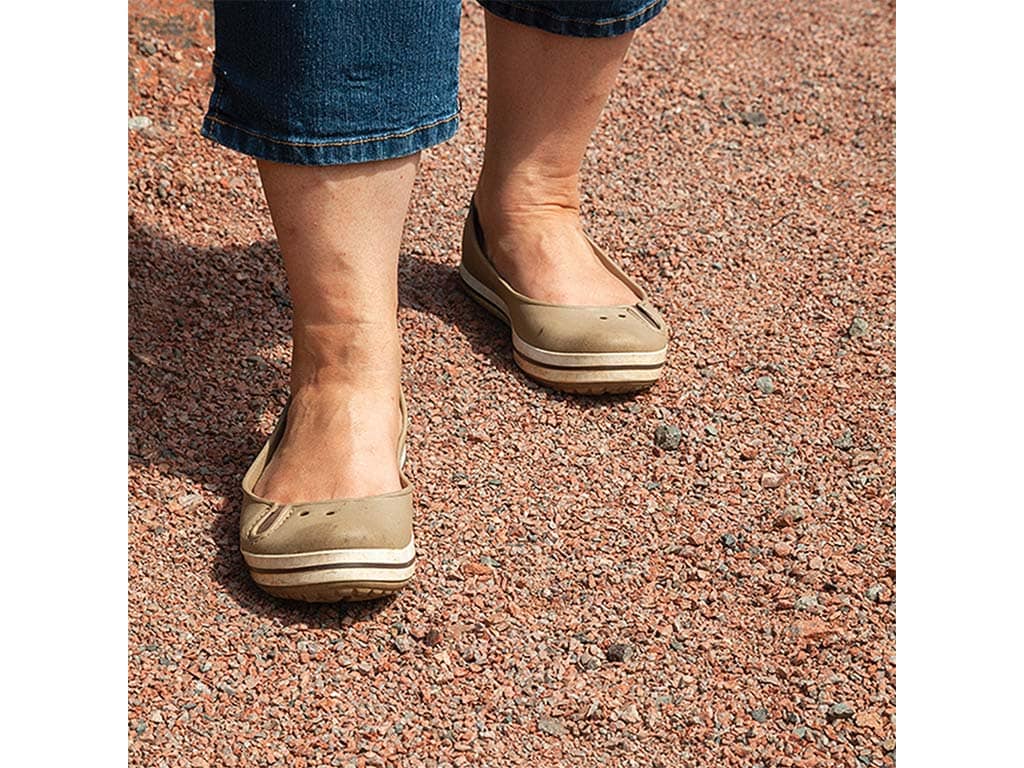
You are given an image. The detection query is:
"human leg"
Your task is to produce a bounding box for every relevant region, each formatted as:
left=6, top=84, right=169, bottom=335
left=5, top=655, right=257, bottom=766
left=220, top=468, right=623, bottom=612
left=251, top=155, right=418, bottom=503
left=472, top=1, right=668, bottom=306
left=200, top=1, right=462, bottom=599
left=200, top=1, right=460, bottom=504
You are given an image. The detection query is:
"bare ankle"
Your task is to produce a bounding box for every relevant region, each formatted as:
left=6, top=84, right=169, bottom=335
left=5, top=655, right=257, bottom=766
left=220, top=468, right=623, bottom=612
left=290, top=319, right=401, bottom=394
left=475, top=166, right=582, bottom=225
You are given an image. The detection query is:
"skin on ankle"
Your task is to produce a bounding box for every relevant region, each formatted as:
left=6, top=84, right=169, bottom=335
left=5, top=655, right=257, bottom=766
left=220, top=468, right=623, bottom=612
left=252, top=379, right=403, bottom=503
left=473, top=189, right=639, bottom=305
left=252, top=320, right=404, bottom=503
left=473, top=12, right=640, bottom=306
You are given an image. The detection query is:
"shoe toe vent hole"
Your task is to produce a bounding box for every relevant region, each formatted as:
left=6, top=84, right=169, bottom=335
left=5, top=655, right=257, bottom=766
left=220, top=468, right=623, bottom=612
left=299, top=511, right=309, bottom=517
left=618, top=313, right=627, bottom=318
left=325, top=511, right=335, bottom=516
left=599, top=315, right=608, bottom=320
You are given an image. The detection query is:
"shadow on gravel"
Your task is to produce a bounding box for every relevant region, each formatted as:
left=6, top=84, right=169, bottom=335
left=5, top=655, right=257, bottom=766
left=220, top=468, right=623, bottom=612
left=129, top=217, right=637, bottom=622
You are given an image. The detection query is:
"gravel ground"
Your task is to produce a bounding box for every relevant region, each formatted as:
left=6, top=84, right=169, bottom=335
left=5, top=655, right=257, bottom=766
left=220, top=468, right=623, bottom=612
left=128, top=1, right=895, bottom=765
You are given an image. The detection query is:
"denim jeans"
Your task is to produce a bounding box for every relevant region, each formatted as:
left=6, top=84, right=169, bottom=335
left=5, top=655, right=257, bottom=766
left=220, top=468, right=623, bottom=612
left=200, top=0, right=669, bottom=166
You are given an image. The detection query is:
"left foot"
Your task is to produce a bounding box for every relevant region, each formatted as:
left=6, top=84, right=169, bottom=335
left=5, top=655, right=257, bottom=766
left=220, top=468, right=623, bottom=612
left=472, top=193, right=639, bottom=307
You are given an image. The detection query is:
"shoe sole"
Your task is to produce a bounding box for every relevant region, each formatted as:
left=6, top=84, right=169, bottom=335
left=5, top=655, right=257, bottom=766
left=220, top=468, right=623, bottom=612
left=242, top=538, right=416, bottom=603
left=458, top=264, right=666, bottom=394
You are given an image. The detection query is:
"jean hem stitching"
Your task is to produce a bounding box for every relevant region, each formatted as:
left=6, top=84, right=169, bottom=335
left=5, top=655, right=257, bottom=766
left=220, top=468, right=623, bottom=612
left=479, top=0, right=665, bottom=28
left=202, top=111, right=460, bottom=150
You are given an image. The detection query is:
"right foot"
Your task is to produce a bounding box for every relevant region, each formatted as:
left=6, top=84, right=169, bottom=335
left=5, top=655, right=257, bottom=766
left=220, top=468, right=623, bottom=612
left=252, top=325, right=404, bottom=504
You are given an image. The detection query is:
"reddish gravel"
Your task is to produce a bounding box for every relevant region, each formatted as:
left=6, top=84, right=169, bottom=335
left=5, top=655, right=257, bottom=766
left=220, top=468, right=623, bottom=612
left=129, top=1, right=895, bottom=766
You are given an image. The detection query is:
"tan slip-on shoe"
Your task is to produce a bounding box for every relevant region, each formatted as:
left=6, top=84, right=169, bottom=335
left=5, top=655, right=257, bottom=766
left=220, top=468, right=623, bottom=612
left=239, top=391, right=415, bottom=602
left=458, top=197, right=669, bottom=395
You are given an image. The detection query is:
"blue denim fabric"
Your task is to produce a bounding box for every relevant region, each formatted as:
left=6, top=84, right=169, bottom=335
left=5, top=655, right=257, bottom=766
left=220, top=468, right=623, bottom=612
left=476, top=0, right=668, bottom=38
left=201, top=0, right=669, bottom=166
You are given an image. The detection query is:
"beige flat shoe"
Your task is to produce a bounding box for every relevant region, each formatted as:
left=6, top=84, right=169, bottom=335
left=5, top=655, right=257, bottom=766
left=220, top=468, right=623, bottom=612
left=239, top=391, right=415, bottom=602
left=458, top=197, right=669, bottom=394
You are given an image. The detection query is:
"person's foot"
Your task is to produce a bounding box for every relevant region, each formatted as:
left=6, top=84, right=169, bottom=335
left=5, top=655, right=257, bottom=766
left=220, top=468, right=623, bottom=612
left=252, top=323, right=403, bottom=504
left=471, top=189, right=639, bottom=307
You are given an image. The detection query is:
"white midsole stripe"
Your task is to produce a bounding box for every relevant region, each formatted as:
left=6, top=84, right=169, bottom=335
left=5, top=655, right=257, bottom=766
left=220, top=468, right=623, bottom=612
left=459, top=265, right=511, bottom=321
left=512, top=334, right=666, bottom=368
left=514, top=353, right=661, bottom=383
left=243, top=538, right=416, bottom=570
left=459, top=264, right=666, bottom=368
left=252, top=563, right=416, bottom=587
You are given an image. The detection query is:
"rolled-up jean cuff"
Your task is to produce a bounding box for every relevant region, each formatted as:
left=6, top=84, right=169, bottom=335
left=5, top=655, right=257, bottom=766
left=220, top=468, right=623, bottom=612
left=475, top=0, right=669, bottom=38
left=200, top=110, right=460, bottom=166
left=200, top=0, right=462, bottom=167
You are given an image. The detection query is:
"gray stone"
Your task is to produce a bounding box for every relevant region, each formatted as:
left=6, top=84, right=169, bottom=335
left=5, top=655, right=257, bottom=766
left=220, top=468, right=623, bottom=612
left=833, top=430, right=855, bottom=450
left=827, top=702, right=855, bottom=722
left=795, top=594, right=820, bottom=612
left=619, top=704, right=642, bottom=724
left=848, top=317, right=869, bottom=338
left=537, top=716, right=567, bottom=736
left=720, top=533, right=738, bottom=549
left=755, top=375, right=775, bottom=394
left=742, top=111, right=768, bottom=127
left=138, top=40, right=158, bottom=56
left=605, top=643, right=634, bottom=663
left=128, top=116, right=153, bottom=131
left=654, top=423, right=682, bottom=451
left=751, top=708, right=769, bottom=722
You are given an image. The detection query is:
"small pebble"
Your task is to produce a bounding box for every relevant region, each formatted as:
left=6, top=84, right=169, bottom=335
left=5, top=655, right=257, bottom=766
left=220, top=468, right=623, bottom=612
left=605, top=642, right=634, bottom=663
left=827, top=702, right=855, bottom=722
left=138, top=39, right=158, bottom=56
left=537, top=716, right=567, bottom=736
left=833, top=430, right=855, bottom=450
left=755, top=375, right=775, bottom=394
left=742, top=110, right=768, bottom=126
left=795, top=594, right=820, bottom=611
left=855, top=710, right=884, bottom=729
left=866, top=584, right=888, bottom=603
left=423, top=629, right=443, bottom=647
left=848, top=317, right=870, bottom=338
left=653, top=423, right=682, bottom=450
left=720, top=533, right=738, bottom=549
left=129, top=116, right=153, bottom=131
left=751, top=707, right=769, bottom=722
left=618, top=704, right=642, bottom=724
left=773, top=505, right=806, bottom=528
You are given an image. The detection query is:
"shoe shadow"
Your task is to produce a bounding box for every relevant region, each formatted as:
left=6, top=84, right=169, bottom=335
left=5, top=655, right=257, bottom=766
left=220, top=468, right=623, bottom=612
left=129, top=215, right=639, bottom=623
